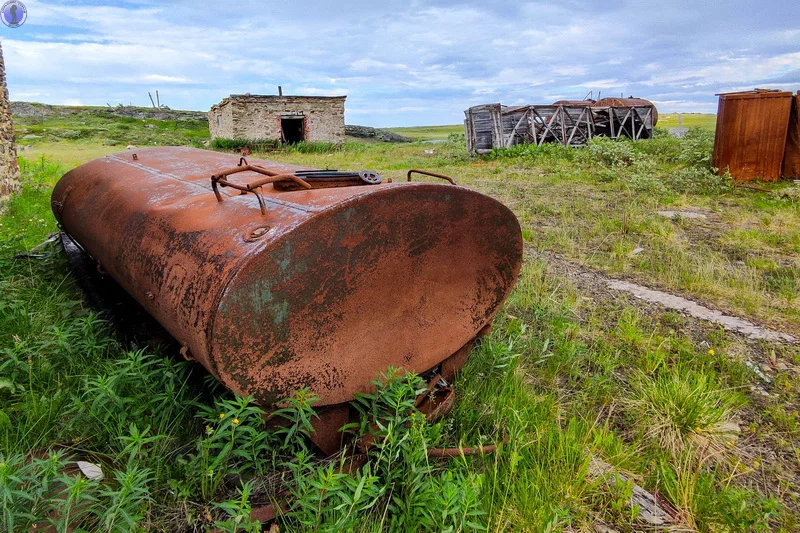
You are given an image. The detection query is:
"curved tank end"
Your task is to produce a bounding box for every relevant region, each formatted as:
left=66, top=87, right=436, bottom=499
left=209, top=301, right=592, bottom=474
left=210, top=183, right=523, bottom=407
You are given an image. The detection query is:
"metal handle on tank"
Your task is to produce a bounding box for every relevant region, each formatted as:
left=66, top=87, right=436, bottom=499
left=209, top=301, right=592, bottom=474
left=211, top=165, right=312, bottom=215
left=406, top=169, right=457, bottom=185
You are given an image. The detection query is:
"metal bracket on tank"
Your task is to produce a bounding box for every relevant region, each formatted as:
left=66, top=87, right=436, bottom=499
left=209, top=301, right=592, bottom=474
left=406, top=169, right=457, bottom=185
left=211, top=165, right=312, bottom=215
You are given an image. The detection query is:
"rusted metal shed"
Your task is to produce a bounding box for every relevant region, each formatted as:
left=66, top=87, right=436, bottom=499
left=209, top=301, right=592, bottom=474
left=782, top=91, right=800, bottom=179
left=713, top=89, right=793, bottom=181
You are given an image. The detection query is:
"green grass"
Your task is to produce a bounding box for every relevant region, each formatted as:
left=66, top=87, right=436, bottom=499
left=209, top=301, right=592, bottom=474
left=2, top=112, right=800, bottom=531
left=383, top=124, right=464, bottom=141
left=658, top=113, right=717, bottom=131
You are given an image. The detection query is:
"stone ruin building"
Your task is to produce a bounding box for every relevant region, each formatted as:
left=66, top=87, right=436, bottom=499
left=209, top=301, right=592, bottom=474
left=208, top=93, right=346, bottom=143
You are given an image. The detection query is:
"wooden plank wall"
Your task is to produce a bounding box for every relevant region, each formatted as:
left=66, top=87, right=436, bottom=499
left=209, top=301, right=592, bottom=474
left=465, top=103, right=656, bottom=152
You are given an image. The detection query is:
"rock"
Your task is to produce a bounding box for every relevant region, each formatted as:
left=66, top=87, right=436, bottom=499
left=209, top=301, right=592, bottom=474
left=144, top=123, right=156, bottom=129
left=126, top=145, right=136, bottom=150
left=630, top=247, right=645, bottom=256
left=22, top=134, right=42, bottom=139
left=345, top=124, right=413, bottom=143
left=11, top=101, right=208, bottom=122
left=76, top=461, right=104, bottom=481
left=588, top=456, right=676, bottom=526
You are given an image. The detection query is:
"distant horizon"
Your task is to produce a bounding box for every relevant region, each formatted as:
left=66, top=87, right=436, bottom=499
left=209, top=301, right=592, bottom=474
left=10, top=98, right=719, bottom=130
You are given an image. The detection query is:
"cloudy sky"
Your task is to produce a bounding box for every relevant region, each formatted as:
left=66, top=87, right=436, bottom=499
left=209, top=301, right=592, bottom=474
left=1, top=0, right=799, bottom=126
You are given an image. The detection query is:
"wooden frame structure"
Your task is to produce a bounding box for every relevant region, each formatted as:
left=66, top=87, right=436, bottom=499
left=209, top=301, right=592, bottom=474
left=465, top=102, right=657, bottom=153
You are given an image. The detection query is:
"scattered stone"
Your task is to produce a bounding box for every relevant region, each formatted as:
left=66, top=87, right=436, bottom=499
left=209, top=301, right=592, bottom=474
left=657, top=210, right=708, bottom=220
left=11, top=101, right=208, bottom=122
left=593, top=523, right=620, bottom=533
left=76, top=461, right=104, bottom=481
left=144, top=123, right=156, bottom=129
left=126, top=145, right=136, bottom=150
left=424, top=149, right=435, bottom=154
left=22, top=133, right=42, bottom=139
left=345, top=124, right=413, bottom=143
left=606, top=279, right=796, bottom=344
left=588, top=456, right=677, bottom=526
left=630, top=247, right=645, bottom=256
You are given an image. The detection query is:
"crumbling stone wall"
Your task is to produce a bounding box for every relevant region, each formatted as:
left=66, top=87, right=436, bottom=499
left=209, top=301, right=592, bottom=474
left=209, top=95, right=346, bottom=142
left=0, top=42, right=20, bottom=207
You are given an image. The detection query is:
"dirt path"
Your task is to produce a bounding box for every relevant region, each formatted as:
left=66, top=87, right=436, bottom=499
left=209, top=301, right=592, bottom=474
left=533, top=249, right=798, bottom=347
left=605, top=279, right=796, bottom=344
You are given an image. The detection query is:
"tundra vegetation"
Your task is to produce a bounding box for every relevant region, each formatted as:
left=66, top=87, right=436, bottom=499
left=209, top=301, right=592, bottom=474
left=1, top=109, right=799, bottom=532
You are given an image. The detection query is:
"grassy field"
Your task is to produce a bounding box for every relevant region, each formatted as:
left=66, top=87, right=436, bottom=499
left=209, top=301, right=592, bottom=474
left=384, top=124, right=465, bottom=141
left=2, top=112, right=799, bottom=532
left=658, top=113, right=717, bottom=131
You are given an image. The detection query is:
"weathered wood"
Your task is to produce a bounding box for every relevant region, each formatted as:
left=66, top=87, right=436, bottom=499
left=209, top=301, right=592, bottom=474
left=464, top=98, right=656, bottom=152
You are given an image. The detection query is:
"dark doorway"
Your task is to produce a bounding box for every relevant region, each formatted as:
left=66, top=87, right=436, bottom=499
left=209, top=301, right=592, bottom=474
left=281, top=117, right=305, bottom=143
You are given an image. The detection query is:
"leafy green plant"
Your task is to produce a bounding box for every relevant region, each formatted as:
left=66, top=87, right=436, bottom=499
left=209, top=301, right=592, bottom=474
left=678, top=127, right=715, bottom=168
left=665, top=166, right=731, bottom=194
left=213, top=481, right=262, bottom=533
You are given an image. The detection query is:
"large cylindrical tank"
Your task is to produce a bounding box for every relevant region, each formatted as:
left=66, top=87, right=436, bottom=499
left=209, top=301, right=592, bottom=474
left=52, top=147, right=522, bottom=407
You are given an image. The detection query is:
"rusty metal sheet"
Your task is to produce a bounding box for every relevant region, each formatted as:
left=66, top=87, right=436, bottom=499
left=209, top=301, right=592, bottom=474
left=52, top=147, right=523, bottom=409
left=713, top=89, right=793, bottom=182
left=782, top=92, right=800, bottom=179
left=552, top=99, right=595, bottom=106
left=593, top=97, right=659, bottom=125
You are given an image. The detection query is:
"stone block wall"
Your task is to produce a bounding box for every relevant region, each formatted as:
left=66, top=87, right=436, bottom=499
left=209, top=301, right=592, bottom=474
left=209, top=95, right=346, bottom=143
left=0, top=42, right=20, bottom=207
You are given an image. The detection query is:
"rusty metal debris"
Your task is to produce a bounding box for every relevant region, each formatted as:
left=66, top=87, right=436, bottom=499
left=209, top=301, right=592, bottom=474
left=406, top=169, right=457, bottom=185
left=713, top=88, right=795, bottom=182
left=52, top=146, right=523, bottom=452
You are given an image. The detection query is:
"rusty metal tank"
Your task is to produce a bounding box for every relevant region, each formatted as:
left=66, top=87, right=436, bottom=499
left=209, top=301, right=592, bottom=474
left=593, top=97, right=659, bottom=126
left=52, top=147, right=522, bottom=410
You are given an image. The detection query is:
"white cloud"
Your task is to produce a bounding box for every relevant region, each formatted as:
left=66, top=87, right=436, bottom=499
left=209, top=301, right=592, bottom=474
left=2, top=0, right=799, bottom=126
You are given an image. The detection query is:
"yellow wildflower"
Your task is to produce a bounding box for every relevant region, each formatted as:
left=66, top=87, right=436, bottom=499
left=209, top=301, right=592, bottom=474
left=753, top=460, right=761, bottom=468
left=218, top=413, right=225, bottom=419
left=708, top=349, right=715, bottom=356
left=233, top=418, right=240, bottom=425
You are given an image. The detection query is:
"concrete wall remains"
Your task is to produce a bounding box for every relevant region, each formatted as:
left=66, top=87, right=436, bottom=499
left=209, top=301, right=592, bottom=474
left=208, top=95, right=346, bottom=143
left=0, top=42, right=20, bottom=207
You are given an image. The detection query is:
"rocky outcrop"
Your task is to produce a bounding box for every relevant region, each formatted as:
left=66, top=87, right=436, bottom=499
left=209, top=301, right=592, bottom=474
left=11, top=101, right=208, bottom=122
left=345, top=125, right=413, bottom=143
left=0, top=43, right=20, bottom=208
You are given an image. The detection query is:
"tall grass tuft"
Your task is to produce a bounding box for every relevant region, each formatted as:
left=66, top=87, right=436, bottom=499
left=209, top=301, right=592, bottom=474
left=624, top=368, right=745, bottom=456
